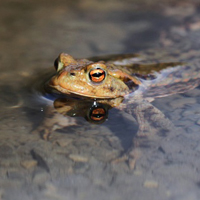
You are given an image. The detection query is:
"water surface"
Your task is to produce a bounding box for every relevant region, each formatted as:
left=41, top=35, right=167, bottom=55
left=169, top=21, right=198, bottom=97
left=1, top=0, right=200, bottom=200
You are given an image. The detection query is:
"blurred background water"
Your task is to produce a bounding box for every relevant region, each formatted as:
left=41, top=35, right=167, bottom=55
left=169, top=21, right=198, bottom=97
left=1, top=0, right=200, bottom=200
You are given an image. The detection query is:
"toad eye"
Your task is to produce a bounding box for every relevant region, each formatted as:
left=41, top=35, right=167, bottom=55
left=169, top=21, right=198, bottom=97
left=89, top=68, right=106, bottom=83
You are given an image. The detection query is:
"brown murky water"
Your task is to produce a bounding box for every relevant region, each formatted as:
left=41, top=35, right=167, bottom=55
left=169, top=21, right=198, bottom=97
left=1, top=0, right=200, bottom=200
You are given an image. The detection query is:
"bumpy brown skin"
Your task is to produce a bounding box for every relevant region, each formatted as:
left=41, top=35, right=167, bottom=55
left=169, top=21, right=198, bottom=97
left=49, top=53, right=141, bottom=99
left=49, top=50, right=200, bottom=101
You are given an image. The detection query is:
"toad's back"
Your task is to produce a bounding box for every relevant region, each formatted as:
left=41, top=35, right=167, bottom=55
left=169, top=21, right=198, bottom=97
left=48, top=31, right=200, bottom=100
left=102, top=41, right=200, bottom=99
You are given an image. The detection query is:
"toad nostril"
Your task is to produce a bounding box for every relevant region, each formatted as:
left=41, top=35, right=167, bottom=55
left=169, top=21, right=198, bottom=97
left=70, top=72, right=76, bottom=76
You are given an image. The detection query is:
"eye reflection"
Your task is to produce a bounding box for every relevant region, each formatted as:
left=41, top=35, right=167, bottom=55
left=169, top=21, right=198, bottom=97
left=90, top=107, right=106, bottom=122
left=53, top=97, right=110, bottom=124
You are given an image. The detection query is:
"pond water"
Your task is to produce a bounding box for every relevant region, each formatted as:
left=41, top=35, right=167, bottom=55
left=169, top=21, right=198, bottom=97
left=1, top=0, right=200, bottom=200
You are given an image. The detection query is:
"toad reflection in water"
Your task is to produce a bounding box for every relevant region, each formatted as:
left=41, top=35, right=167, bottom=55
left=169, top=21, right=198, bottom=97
left=35, top=52, right=200, bottom=169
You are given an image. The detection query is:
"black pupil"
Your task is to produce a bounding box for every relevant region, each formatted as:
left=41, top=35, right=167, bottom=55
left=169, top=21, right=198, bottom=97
left=92, top=113, right=105, bottom=118
left=92, top=72, right=103, bottom=77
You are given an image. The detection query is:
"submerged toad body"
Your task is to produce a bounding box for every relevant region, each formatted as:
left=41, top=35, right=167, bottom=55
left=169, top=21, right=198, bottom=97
left=40, top=50, right=200, bottom=169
